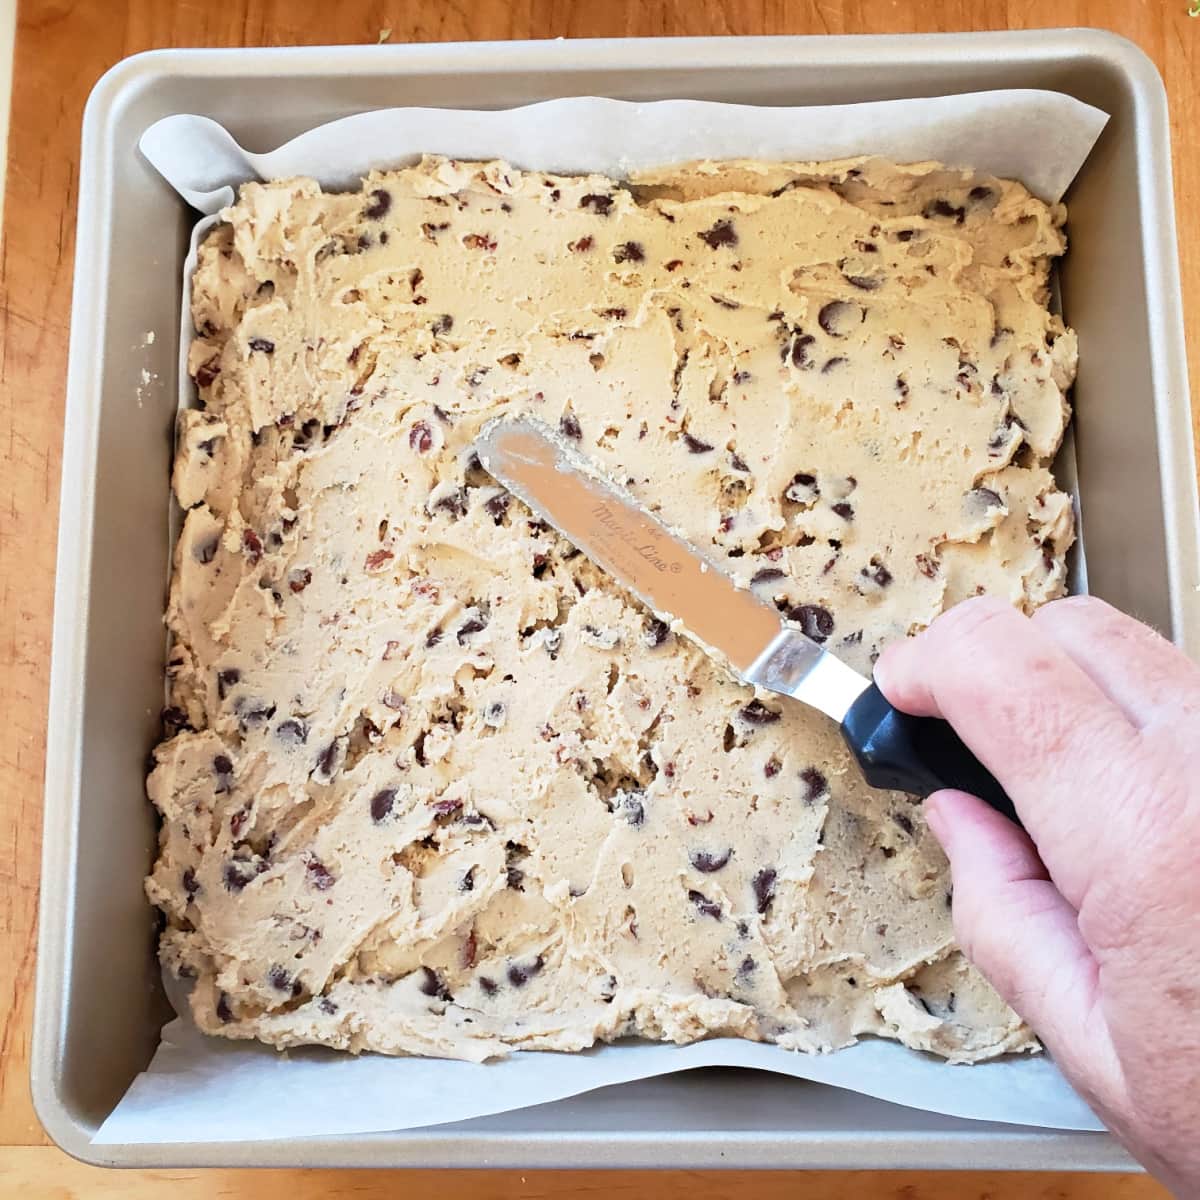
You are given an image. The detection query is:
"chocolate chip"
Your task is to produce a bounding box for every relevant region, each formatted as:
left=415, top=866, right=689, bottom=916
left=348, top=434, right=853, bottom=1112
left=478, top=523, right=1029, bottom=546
left=831, top=501, right=854, bottom=520
left=216, top=993, right=234, bottom=1023
left=213, top=754, right=234, bottom=793
left=195, top=357, right=221, bottom=388
left=750, top=567, right=785, bottom=586
left=896, top=229, right=916, bottom=242
left=460, top=866, right=476, bottom=892
left=752, top=867, right=777, bottom=914
left=248, top=337, right=275, bottom=354
left=790, top=332, right=816, bottom=368
left=893, top=811, right=916, bottom=837
left=784, top=472, right=819, bottom=504
left=306, top=856, right=335, bottom=890
left=456, top=615, right=489, bottom=644
left=268, top=965, right=301, bottom=995
left=801, top=767, right=828, bottom=804
left=698, top=219, right=737, bottom=249
left=861, top=559, right=893, bottom=587
left=683, top=432, right=714, bottom=453
left=419, top=966, right=452, bottom=1000
left=314, top=740, right=340, bottom=780
left=370, top=788, right=396, bottom=822
left=319, top=998, right=338, bottom=1015
left=431, top=797, right=463, bottom=818
left=729, top=452, right=750, bottom=473
left=276, top=718, right=308, bottom=745
left=364, top=188, right=392, bottom=219
left=970, top=486, right=1004, bottom=508
left=506, top=867, right=525, bottom=890
left=289, top=568, right=312, bottom=594
left=425, top=627, right=442, bottom=649
left=645, top=618, right=671, bottom=647
left=789, top=603, right=834, bottom=643
left=613, top=241, right=644, bottom=264
left=968, top=185, right=995, bottom=203
left=615, top=791, right=645, bottom=827
left=484, top=493, right=510, bottom=522
left=764, top=757, right=782, bottom=779
left=688, top=889, right=722, bottom=919
left=738, top=699, right=781, bottom=725
left=431, top=488, right=468, bottom=518
left=222, top=860, right=258, bottom=892
left=217, top=668, right=240, bottom=700
left=242, top=529, right=263, bottom=564
left=479, top=976, right=498, bottom=996
left=579, top=194, right=614, bottom=215
left=409, top=421, right=434, bottom=453
left=507, top=955, right=544, bottom=987
left=818, top=300, right=860, bottom=338
left=922, top=199, right=965, bottom=224
left=182, top=867, right=200, bottom=900
left=559, top=412, right=582, bottom=440
left=483, top=701, right=507, bottom=729
left=843, top=274, right=881, bottom=292
left=690, top=848, right=732, bottom=873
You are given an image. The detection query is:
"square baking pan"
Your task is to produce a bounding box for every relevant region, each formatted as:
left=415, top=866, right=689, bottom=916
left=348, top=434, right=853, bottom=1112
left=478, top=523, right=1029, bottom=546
left=34, top=30, right=1198, bottom=1170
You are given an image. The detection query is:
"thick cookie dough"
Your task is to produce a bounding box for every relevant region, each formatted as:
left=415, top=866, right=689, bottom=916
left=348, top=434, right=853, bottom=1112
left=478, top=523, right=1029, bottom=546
left=148, top=155, right=1075, bottom=1063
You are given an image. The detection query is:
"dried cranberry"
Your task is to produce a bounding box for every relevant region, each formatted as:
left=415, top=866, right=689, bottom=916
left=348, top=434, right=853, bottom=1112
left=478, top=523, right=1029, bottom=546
left=242, top=529, right=263, bottom=564
left=409, top=421, right=434, bottom=452
left=289, top=568, right=312, bottom=594
left=364, top=549, right=394, bottom=571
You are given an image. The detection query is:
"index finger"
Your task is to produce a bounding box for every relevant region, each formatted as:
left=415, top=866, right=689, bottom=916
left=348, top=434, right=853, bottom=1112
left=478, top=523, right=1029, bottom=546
left=873, top=596, right=1140, bottom=909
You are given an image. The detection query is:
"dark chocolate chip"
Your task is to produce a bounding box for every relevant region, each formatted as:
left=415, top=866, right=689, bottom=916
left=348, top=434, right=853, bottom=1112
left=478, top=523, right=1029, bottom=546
left=216, top=993, right=234, bottom=1023
left=645, top=618, right=671, bottom=648
left=790, top=332, right=816, bottom=368
left=843, top=274, right=881, bottom=292
left=217, top=668, right=240, bottom=700
left=319, top=998, right=338, bottom=1015
left=195, top=357, right=221, bottom=388
left=612, top=241, right=644, bottom=264
left=789, top=604, right=834, bottom=643
left=801, top=767, right=828, bottom=804
left=456, top=615, right=489, bottom=645
left=698, top=219, right=737, bottom=249
left=419, top=966, right=452, bottom=1000
left=893, top=811, right=916, bottom=837
left=364, top=188, right=392, bottom=219
left=370, top=788, right=396, bottom=822
left=484, top=493, right=510, bottom=523
left=968, top=185, right=995, bottom=203
left=831, top=501, right=854, bottom=520
left=690, top=848, right=732, bottom=873
left=688, top=889, right=722, bottom=919
left=306, top=856, right=335, bottom=890
left=752, top=867, right=777, bottom=915
left=579, top=193, right=614, bottom=215
left=182, top=866, right=200, bottom=900
left=248, top=337, right=275, bottom=355
left=922, top=198, right=965, bottom=224
left=479, top=976, right=498, bottom=996
left=750, top=567, right=785, bottom=586
left=683, top=432, right=714, bottom=454
left=213, top=754, right=234, bottom=793
left=268, top=965, right=300, bottom=995
left=739, top=699, right=781, bottom=724
left=729, top=452, right=750, bottom=472
left=276, top=718, right=308, bottom=745
left=507, top=955, right=544, bottom=987
left=559, top=412, right=582, bottom=440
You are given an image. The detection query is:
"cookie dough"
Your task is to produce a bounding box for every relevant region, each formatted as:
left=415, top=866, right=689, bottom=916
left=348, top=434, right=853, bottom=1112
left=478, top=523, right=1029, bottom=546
left=148, top=155, right=1075, bottom=1063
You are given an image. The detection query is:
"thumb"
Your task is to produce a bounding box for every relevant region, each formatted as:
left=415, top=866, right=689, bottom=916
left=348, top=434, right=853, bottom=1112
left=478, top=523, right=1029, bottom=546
left=925, top=789, right=1123, bottom=1110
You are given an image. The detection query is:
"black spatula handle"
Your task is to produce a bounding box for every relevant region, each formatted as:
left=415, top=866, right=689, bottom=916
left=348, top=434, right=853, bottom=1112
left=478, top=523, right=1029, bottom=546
left=840, top=682, right=1018, bottom=825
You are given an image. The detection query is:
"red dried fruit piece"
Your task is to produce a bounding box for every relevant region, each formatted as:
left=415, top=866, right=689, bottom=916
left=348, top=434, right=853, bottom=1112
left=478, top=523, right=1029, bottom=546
left=484, top=493, right=509, bottom=522
left=363, top=189, right=392, bottom=219
left=289, top=568, right=312, bottom=594
left=698, top=219, right=737, bottom=249
left=409, top=421, right=434, bottom=453
left=690, top=848, right=732, bottom=873
left=242, top=529, right=263, bottom=564
left=688, top=889, right=722, bottom=919
left=364, top=549, right=394, bottom=571
left=431, top=797, right=463, bottom=817
left=195, top=357, right=221, bottom=388
left=371, top=788, right=396, bottom=822
left=463, top=233, right=498, bottom=251
left=686, top=809, right=714, bottom=826
left=479, top=976, right=498, bottom=996
left=752, top=867, right=777, bottom=914
left=764, top=757, right=781, bottom=779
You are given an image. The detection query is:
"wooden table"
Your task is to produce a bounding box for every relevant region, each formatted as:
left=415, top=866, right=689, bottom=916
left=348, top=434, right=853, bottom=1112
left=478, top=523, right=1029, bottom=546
left=1, top=1, right=1194, bottom=1196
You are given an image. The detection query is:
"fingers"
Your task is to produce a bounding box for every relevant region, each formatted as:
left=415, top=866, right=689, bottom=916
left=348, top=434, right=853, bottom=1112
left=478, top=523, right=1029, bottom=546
left=873, top=597, right=1140, bottom=905
left=924, top=789, right=1124, bottom=1111
left=1031, top=596, right=1200, bottom=730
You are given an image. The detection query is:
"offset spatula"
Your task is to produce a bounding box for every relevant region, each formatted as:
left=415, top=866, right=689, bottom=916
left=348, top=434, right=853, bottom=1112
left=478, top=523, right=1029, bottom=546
left=475, top=416, right=1016, bottom=824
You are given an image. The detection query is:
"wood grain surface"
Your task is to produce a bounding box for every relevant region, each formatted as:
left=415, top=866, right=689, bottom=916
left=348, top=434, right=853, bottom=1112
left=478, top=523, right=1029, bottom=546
left=0, top=0, right=1194, bottom=1195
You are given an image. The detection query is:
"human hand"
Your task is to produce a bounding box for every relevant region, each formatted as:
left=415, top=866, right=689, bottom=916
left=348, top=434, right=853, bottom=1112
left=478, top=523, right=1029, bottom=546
left=874, top=595, right=1200, bottom=1196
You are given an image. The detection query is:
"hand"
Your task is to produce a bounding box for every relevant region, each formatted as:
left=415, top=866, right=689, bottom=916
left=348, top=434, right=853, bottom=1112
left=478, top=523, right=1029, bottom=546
left=874, top=595, right=1200, bottom=1197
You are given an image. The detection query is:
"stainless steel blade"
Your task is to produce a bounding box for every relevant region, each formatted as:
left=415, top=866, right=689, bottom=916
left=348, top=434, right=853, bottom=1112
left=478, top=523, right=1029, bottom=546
left=475, top=416, right=871, bottom=725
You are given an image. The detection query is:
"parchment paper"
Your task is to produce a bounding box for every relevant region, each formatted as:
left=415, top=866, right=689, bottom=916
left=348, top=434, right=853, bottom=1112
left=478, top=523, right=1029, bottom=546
left=98, top=91, right=1109, bottom=1145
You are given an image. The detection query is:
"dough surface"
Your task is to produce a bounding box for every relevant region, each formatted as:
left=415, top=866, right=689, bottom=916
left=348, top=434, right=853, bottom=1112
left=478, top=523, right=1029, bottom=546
left=149, top=155, right=1076, bottom=1063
